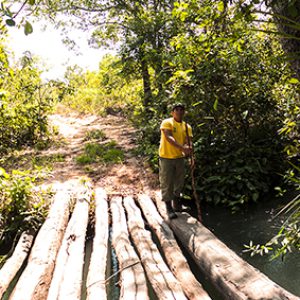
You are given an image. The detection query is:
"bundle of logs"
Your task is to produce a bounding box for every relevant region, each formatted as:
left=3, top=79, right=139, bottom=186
left=0, top=183, right=298, bottom=300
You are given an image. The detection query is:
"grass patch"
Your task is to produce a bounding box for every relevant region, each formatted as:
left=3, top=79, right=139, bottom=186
left=84, top=129, right=106, bottom=142
left=32, top=153, right=66, bottom=167
left=76, top=141, right=124, bottom=165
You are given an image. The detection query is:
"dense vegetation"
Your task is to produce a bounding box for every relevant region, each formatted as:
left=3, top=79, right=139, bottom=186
left=0, top=0, right=299, bottom=257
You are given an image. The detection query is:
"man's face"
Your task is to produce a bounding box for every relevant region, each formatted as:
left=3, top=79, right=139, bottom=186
left=172, top=106, right=185, bottom=121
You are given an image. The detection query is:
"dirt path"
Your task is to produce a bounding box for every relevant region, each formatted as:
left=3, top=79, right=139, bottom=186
left=45, top=111, right=159, bottom=195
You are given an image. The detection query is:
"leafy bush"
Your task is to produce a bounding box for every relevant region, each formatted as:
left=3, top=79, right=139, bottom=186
left=0, top=168, right=49, bottom=249
left=0, top=49, right=55, bottom=153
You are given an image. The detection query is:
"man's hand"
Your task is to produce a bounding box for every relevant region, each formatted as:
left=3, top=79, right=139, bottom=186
left=162, top=129, right=192, bottom=156
left=182, top=144, right=192, bottom=156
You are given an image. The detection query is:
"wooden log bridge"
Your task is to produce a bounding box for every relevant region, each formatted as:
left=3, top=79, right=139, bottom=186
left=0, top=184, right=299, bottom=300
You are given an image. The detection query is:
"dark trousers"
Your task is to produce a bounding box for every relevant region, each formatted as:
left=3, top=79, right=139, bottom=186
left=159, top=157, right=185, bottom=202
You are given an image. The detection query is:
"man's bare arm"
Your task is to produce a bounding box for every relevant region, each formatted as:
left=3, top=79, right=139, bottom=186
left=162, top=129, right=191, bottom=155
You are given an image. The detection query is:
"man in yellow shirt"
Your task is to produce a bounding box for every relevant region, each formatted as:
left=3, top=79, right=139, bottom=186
left=159, top=103, right=192, bottom=219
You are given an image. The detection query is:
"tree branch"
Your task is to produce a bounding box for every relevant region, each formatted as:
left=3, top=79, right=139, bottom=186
left=13, top=0, right=28, bottom=19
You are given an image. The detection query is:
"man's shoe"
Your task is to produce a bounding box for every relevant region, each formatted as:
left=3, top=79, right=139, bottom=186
left=172, top=199, right=182, bottom=212
left=166, top=201, right=177, bottom=219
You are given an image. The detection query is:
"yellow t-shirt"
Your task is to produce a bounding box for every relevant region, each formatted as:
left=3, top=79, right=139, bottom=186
left=159, top=117, right=193, bottom=159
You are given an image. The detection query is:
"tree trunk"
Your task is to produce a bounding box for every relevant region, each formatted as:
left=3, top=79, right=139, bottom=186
left=136, top=194, right=211, bottom=300
left=47, top=186, right=91, bottom=300
left=0, top=231, right=34, bottom=299
left=153, top=190, right=299, bottom=300
left=123, top=196, right=187, bottom=300
left=86, top=188, right=109, bottom=300
left=139, top=46, right=153, bottom=110
left=110, top=196, right=149, bottom=300
left=10, top=189, right=71, bottom=300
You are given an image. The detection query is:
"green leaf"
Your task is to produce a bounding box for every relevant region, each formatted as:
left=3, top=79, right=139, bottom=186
left=6, top=19, right=16, bottom=26
left=216, top=1, right=224, bottom=13
left=24, top=21, right=33, bottom=35
left=213, top=98, right=218, bottom=111
left=287, top=5, right=298, bottom=18
left=0, top=167, right=9, bottom=179
left=29, top=0, right=36, bottom=4
left=288, top=78, right=299, bottom=84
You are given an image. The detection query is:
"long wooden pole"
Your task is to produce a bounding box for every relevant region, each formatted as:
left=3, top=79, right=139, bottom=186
left=86, top=188, right=109, bottom=300
left=123, top=196, right=187, bottom=300
left=185, top=122, right=202, bottom=222
left=111, top=196, right=149, bottom=300
left=137, top=194, right=211, bottom=300
left=0, top=231, right=34, bottom=299
left=10, top=189, right=71, bottom=300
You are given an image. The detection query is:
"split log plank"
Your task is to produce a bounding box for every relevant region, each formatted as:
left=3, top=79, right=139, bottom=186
left=0, top=231, right=34, bottom=298
left=154, top=191, right=299, bottom=300
left=110, top=196, right=149, bottom=300
left=137, top=194, right=211, bottom=300
left=47, top=185, right=90, bottom=300
left=86, top=188, right=109, bottom=300
left=10, top=189, right=71, bottom=300
left=123, top=196, right=187, bottom=300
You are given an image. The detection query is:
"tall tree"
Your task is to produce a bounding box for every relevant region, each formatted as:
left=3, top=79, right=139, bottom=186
left=2, top=0, right=178, bottom=113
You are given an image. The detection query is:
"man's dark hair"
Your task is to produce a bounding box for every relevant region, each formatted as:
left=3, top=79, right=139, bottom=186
left=172, top=103, right=185, bottom=111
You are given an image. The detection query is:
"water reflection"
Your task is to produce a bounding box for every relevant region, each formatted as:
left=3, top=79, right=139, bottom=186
left=201, top=196, right=300, bottom=297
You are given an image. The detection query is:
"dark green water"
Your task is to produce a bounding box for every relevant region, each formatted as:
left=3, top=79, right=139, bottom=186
left=200, top=194, right=300, bottom=298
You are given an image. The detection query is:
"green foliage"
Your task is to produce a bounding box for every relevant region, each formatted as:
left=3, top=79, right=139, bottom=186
left=84, top=129, right=106, bottom=142
left=4, top=0, right=298, bottom=255
left=0, top=45, right=56, bottom=153
left=0, top=168, right=49, bottom=249
left=62, top=57, right=142, bottom=116
left=76, top=141, right=124, bottom=165
left=32, top=153, right=66, bottom=167
left=197, top=142, right=281, bottom=209
left=134, top=5, right=291, bottom=210
left=1, top=1, right=34, bottom=35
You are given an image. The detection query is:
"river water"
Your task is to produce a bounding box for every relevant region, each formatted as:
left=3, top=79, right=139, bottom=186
left=200, top=193, right=300, bottom=298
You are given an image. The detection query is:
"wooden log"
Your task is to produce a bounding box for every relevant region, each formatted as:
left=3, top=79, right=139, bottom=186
left=137, top=194, right=211, bottom=300
left=10, top=189, right=71, bottom=300
left=0, top=231, right=34, bottom=298
left=153, top=191, right=299, bottom=300
left=47, top=185, right=90, bottom=300
left=123, top=196, right=187, bottom=300
left=110, top=196, right=149, bottom=300
left=86, top=188, right=109, bottom=300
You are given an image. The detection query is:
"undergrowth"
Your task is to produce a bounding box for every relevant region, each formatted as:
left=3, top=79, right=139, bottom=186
left=0, top=168, right=51, bottom=261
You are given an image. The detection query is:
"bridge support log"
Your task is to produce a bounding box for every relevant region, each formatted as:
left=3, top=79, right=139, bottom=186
left=111, top=196, right=149, bottom=300
left=154, top=191, right=299, bottom=300
left=10, top=189, right=71, bottom=300
left=123, top=196, right=187, bottom=300
left=0, top=231, right=34, bottom=299
left=137, top=194, right=211, bottom=300
left=86, top=188, right=109, bottom=300
left=47, top=186, right=90, bottom=300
